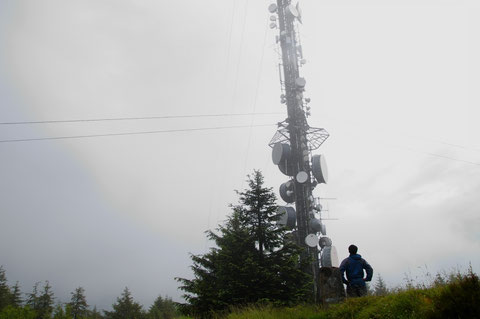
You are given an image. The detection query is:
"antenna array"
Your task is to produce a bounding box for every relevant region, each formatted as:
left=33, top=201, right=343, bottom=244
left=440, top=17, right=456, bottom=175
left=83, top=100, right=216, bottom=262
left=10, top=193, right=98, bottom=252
left=267, top=0, right=338, bottom=302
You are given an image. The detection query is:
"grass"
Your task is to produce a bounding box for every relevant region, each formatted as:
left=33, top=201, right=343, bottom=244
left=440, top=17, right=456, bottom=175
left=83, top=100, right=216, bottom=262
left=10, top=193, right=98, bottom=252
left=181, top=267, right=480, bottom=319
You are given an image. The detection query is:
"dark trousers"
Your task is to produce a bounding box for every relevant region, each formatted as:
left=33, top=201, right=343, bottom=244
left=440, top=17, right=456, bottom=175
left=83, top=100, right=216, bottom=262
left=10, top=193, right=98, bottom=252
left=346, top=284, right=367, bottom=297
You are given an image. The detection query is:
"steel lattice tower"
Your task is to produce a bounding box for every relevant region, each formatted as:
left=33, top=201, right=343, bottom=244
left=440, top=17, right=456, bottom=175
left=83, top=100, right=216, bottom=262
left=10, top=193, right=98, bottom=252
left=267, top=0, right=336, bottom=302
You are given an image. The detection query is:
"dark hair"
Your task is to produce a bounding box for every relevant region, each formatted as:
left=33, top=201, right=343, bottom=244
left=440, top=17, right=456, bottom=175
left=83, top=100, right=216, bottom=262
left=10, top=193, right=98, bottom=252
left=348, top=244, right=358, bottom=255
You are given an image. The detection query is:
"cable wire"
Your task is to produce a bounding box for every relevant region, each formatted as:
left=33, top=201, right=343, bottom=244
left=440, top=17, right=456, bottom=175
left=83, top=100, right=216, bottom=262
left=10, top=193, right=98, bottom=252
left=0, top=123, right=275, bottom=144
left=0, top=112, right=282, bottom=125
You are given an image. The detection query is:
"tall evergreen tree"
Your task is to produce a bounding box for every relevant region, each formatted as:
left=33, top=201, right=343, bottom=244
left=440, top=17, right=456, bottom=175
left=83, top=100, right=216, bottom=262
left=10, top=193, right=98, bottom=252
left=26, top=282, right=40, bottom=312
left=89, top=306, right=103, bottom=319
left=69, top=287, right=88, bottom=319
left=52, top=303, right=71, bottom=319
left=0, top=266, right=11, bottom=311
left=148, top=295, right=177, bottom=319
left=177, top=170, right=310, bottom=317
left=9, top=282, right=22, bottom=307
left=104, top=287, right=145, bottom=319
left=37, top=281, right=55, bottom=319
left=374, top=274, right=388, bottom=296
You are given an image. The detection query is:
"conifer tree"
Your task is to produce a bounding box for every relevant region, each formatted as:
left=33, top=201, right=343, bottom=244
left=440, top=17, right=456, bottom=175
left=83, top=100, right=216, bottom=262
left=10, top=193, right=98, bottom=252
left=177, top=170, right=310, bottom=317
left=69, top=287, right=88, bottom=319
left=9, top=282, right=22, bottom=307
left=0, top=266, right=11, bottom=311
left=26, top=282, right=40, bottom=312
left=374, top=274, right=388, bottom=296
left=104, top=287, right=145, bottom=319
left=148, top=295, right=177, bottom=319
left=89, top=306, right=103, bottom=319
left=52, top=303, right=70, bottom=319
left=37, top=281, right=55, bottom=319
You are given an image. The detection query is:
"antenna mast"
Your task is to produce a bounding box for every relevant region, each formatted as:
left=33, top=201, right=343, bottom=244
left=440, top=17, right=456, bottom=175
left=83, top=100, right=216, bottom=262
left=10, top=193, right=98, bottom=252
left=267, top=1, right=338, bottom=302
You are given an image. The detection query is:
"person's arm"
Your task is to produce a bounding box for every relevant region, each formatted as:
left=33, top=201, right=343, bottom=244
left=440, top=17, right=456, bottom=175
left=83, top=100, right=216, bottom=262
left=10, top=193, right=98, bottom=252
left=363, top=259, right=373, bottom=282
left=339, top=259, right=349, bottom=284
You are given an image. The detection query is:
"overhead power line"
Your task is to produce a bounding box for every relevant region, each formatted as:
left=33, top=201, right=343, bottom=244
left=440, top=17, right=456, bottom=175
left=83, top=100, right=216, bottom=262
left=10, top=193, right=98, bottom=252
left=0, top=112, right=283, bottom=126
left=0, top=123, right=275, bottom=144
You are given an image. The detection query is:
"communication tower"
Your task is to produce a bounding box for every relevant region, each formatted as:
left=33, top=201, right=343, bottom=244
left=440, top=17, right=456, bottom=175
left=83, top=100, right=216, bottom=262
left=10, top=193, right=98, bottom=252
left=267, top=1, right=340, bottom=302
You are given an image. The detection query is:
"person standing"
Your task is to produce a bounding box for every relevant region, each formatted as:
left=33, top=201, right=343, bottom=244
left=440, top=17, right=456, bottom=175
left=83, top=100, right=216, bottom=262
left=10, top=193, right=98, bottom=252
left=339, top=244, right=373, bottom=297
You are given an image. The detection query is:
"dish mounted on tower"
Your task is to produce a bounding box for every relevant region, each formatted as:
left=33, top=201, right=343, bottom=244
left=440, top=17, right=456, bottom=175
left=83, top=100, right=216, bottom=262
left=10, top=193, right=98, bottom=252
left=266, top=0, right=339, bottom=301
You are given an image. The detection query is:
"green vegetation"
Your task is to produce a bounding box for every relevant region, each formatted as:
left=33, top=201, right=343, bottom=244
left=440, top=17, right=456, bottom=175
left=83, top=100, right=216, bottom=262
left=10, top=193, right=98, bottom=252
left=176, top=171, right=311, bottom=318
left=194, top=268, right=478, bottom=319
left=0, top=265, right=180, bottom=319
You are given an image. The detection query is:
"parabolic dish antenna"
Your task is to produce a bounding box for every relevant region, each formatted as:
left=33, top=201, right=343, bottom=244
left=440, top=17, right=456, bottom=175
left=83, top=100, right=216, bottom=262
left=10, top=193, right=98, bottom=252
left=318, top=236, right=332, bottom=249
left=268, top=3, right=277, bottom=13
left=286, top=4, right=299, bottom=18
left=295, top=77, right=306, bottom=88
left=305, top=234, right=318, bottom=248
left=272, top=143, right=291, bottom=165
left=321, top=245, right=339, bottom=268
left=312, top=154, right=328, bottom=184
left=309, top=218, right=322, bottom=233
left=277, top=206, right=296, bottom=229
left=296, top=171, right=308, bottom=184
left=279, top=182, right=295, bottom=203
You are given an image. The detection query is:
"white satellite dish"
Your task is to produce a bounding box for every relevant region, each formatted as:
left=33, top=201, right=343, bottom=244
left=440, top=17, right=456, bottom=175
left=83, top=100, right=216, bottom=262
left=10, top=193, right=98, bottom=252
left=296, top=171, right=308, bottom=184
left=321, top=245, right=339, bottom=268
left=295, top=77, right=306, bottom=88
left=305, top=234, right=318, bottom=248
left=312, top=154, right=328, bottom=184
left=268, top=3, right=278, bottom=13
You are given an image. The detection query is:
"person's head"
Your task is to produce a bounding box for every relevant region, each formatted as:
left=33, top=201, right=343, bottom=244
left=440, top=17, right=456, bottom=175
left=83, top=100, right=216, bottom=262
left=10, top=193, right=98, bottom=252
left=348, top=244, right=358, bottom=255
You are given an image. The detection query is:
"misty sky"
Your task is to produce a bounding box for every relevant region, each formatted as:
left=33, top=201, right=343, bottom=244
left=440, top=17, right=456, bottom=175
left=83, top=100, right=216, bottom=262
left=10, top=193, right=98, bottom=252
left=1, top=0, right=479, bottom=311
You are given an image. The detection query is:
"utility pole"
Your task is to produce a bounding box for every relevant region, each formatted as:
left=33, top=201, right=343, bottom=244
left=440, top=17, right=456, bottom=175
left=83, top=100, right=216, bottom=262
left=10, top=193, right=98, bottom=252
left=267, top=1, right=339, bottom=302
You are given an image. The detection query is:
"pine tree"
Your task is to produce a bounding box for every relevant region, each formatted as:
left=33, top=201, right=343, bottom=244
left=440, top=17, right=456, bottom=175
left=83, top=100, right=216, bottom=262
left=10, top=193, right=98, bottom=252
left=26, top=282, right=40, bottom=312
left=0, top=266, right=11, bottom=311
left=89, top=306, right=103, bottom=319
left=9, top=282, right=22, bottom=307
left=176, top=170, right=310, bottom=317
left=52, top=303, right=71, bottom=319
left=69, top=287, right=88, bottom=319
left=37, top=281, right=55, bottom=319
left=104, top=287, right=145, bottom=319
left=148, top=295, right=177, bottom=319
left=374, top=274, right=388, bottom=296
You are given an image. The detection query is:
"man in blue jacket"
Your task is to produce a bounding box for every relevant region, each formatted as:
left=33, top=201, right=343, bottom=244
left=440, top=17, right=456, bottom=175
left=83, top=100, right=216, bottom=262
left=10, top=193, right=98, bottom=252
left=339, top=244, right=373, bottom=297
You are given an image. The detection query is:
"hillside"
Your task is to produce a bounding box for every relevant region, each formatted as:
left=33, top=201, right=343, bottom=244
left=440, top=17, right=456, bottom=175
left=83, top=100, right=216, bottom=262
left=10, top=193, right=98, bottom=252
left=217, top=269, right=480, bottom=319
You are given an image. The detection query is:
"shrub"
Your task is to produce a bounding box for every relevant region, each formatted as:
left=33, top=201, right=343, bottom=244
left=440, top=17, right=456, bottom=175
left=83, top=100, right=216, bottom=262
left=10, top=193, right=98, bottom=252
left=429, top=268, right=480, bottom=319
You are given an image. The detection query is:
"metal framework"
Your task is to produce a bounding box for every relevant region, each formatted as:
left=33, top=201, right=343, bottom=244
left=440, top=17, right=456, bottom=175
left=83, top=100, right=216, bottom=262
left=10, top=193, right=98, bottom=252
left=267, top=0, right=334, bottom=302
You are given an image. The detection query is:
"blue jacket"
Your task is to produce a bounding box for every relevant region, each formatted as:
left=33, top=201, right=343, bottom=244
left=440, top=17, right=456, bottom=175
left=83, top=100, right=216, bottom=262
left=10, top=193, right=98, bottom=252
left=339, top=254, right=373, bottom=286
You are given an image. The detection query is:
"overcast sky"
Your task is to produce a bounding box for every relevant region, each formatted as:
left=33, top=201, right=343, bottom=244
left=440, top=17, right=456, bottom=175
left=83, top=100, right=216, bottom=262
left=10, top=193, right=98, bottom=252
left=1, top=0, right=479, bottom=311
